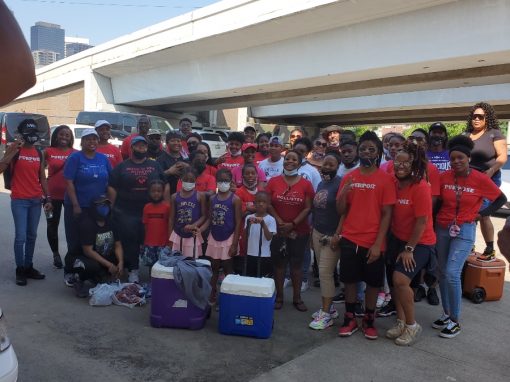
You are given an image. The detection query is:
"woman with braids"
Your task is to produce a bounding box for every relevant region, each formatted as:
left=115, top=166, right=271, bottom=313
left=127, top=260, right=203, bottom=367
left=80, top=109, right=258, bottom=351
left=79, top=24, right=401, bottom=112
left=433, top=135, right=506, bottom=338
left=384, top=141, right=436, bottom=346
left=466, top=102, right=507, bottom=261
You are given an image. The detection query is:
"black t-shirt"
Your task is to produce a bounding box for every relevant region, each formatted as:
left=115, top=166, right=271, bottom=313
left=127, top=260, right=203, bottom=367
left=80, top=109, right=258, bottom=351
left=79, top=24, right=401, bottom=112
left=109, top=159, right=166, bottom=213
left=156, top=152, right=188, bottom=195
left=469, top=129, right=505, bottom=172
left=80, top=216, right=118, bottom=258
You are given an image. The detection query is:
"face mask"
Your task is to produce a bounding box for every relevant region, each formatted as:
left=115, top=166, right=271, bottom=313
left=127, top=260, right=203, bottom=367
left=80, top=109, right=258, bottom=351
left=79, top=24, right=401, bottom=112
left=217, top=182, right=231, bottom=192
left=321, top=170, right=337, bottom=181
left=243, top=178, right=258, bottom=190
left=383, top=147, right=390, bottom=158
left=430, top=136, right=444, bottom=146
left=132, top=150, right=147, bottom=160
left=230, top=149, right=242, bottom=157
left=194, top=162, right=206, bottom=174
left=283, top=168, right=299, bottom=176
left=22, top=131, right=39, bottom=144
left=359, top=157, right=377, bottom=168
left=312, top=152, right=325, bottom=160
left=95, top=204, right=110, bottom=219
left=148, top=142, right=160, bottom=152
left=182, top=182, right=195, bottom=191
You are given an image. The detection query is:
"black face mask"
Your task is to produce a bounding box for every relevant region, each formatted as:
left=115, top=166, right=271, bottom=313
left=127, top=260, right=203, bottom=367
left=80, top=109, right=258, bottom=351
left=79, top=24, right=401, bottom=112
left=359, top=157, right=377, bottom=168
left=321, top=170, right=337, bottom=181
left=430, top=136, right=445, bottom=147
left=132, top=150, right=147, bottom=160
left=148, top=142, right=160, bottom=152
left=194, top=162, right=206, bottom=174
left=21, top=131, right=39, bottom=144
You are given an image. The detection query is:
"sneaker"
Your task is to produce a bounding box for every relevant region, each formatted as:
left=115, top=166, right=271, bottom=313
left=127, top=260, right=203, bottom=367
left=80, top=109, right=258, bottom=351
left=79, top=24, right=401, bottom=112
left=385, top=319, right=405, bottom=339
left=414, top=285, right=426, bottom=302
left=395, top=323, right=422, bottom=346
left=301, top=280, right=309, bottom=293
left=15, top=267, right=27, bottom=286
left=338, top=312, right=358, bottom=337
left=362, top=313, right=378, bottom=340
left=376, top=292, right=386, bottom=308
left=312, top=306, right=339, bottom=319
left=283, top=278, right=291, bottom=288
left=332, top=292, right=345, bottom=304
left=439, top=320, right=461, bottom=338
left=354, top=301, right=365, bottom=317
left=426, top=287, right=440, bottom=305
left=128, top=269, right=140, bottom=283
left=53, top=254, right=63, bottom=269
left=377, top=300, right=396, bottom=317
left=477, top=249, right=496, bottom=262
left=309, top=310, right=333, bottom=330
left=432, top=313, right=450, bottom=329
left=24, top=266, right=45, bottom=280
left=74, top=279, right=89, bottom=298
left=64, top=273, right=76, bottom=287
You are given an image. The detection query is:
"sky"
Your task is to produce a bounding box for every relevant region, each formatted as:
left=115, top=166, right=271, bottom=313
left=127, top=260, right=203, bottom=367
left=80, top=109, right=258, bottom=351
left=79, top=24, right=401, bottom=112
left=6, top=0, right=219, bottom=46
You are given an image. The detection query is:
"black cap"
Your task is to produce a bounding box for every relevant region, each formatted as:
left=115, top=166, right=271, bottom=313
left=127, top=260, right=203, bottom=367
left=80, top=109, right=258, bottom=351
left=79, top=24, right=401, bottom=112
left=18, top=118, right=38, bottom=133
left=92, top=195, right=111, bottom=205
left=429, top=122, right=447, bottom=133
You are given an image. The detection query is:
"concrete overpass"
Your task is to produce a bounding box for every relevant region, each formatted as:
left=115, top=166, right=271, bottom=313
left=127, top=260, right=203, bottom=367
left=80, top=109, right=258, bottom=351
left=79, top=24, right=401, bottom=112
left=4, top=0, right=510, bottom=127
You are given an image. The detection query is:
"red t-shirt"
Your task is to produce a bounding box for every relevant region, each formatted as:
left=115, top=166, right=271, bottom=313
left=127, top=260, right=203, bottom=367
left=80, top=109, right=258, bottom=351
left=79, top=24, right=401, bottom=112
left=391, top=179, right=436, bottom=245
left=231, top=165, right=267, bottom=187
left=436, top=169, right=502, bottom=227
left=205, top=164, right=217, bottom=177
left=384, top=160, right=440, bottom=197
left=235, top=186, right=263, bottom=213
left=11, top=147, right=43, bottom=200
left=120, top=133, right=137, bottom=159
left=337, top=168, right=396, bottom=249
left=218, top=154, right=244, bottom=172
left=143, top=202, right=171, bottom=246
left=255, top=152, right=269, bottom=166
left=176, top=172, right=216, bottom=192
left=97, top=144, right=122, bottom=168
left=266, top=175, right=315, bottom=235
left=46, top=147, right=76, bottom=200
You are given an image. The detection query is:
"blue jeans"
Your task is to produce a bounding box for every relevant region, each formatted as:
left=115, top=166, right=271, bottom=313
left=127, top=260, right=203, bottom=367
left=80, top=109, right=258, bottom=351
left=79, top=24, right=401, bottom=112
left=11, top=198, right=42, bottom=268
left=436, top=223, right=476, bottom=321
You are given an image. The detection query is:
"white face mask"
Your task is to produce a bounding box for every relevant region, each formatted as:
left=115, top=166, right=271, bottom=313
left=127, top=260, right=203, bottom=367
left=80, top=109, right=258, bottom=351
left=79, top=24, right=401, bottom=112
left=182, top=182, right=195, bottom=191
left=217, top=182, right=231, bottom=192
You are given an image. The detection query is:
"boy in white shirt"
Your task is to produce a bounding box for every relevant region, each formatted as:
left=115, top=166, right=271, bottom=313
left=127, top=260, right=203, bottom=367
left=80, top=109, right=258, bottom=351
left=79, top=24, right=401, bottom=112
left=244, top=191, right=277, bottom=277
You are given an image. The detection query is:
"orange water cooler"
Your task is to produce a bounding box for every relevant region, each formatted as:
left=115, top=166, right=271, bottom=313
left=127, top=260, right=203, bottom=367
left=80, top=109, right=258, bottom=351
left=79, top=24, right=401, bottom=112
left=462, top=255, right=506, bottom=303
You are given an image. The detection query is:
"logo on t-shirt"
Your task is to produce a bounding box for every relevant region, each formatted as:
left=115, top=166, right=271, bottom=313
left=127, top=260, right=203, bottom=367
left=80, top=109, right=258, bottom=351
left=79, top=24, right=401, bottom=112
left=397, top=198, right=410, bottom=205
left=444, top=184, right=475, bottom=193
left=19, top=155, right=40, bottom=162
left=351, top=182, right=376, bottom=190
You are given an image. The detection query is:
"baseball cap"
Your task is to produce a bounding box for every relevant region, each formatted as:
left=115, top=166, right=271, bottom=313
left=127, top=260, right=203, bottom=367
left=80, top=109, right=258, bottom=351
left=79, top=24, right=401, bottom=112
left=429, top=122, right=447, bottom=133
left=269, top=136, right=283, bottom=146
left=147, top=129, right=162, bottom=137
left=94, top=120, right=112, bottom=129
left=92, top=195, right=111, bottom=205
left=131, top=136, right=148, bottom=146
left=17, top=118, right=38, bottom=133
left=81, top=128, right=99, bottom=138
left=242, top=143, right=257, bottom=151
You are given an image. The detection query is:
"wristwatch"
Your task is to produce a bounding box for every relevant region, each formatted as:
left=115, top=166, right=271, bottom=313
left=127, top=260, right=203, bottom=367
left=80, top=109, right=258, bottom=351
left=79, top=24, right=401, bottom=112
left=405, top=245, right=414, bottom=253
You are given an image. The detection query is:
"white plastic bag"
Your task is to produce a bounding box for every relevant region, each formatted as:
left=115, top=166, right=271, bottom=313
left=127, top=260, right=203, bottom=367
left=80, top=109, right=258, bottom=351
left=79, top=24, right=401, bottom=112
left=88, top=282, right=122, bottom=306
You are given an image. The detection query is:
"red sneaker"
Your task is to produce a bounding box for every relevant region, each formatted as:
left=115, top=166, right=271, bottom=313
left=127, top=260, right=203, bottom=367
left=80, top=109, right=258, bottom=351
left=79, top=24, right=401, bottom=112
left=362, top=313, right=378, bottom=340
left=338, top=312, right=358, bottom=337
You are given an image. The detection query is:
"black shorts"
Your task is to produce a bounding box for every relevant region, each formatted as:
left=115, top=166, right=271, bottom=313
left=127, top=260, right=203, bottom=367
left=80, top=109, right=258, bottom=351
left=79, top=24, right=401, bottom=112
left=270, top=234, right=309, bottom=268
left=339, top=237, right=385, bottom=288
left=385, top=234, right=435, bottom=288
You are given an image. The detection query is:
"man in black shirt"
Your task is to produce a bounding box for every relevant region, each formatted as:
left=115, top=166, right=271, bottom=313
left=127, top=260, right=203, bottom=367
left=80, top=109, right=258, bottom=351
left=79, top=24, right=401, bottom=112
left=156, top=130, right=189, bottom=195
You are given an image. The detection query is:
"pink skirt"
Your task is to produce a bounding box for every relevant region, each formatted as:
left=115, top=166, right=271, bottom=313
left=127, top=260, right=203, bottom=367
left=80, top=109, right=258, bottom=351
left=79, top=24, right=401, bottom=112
left=205, top=233, right=236, bottom=260
left=169, top=231, right=204, bottom=259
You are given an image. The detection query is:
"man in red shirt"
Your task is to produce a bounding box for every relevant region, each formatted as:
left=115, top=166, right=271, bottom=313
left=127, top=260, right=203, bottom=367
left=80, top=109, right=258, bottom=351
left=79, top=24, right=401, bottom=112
left=95, top=120, right=122, bottom=168
left=120, top=115, right=150, bottom=159
left=331, top=131, right=396, bottom=340
left=216, top=132, right=245, bottom=172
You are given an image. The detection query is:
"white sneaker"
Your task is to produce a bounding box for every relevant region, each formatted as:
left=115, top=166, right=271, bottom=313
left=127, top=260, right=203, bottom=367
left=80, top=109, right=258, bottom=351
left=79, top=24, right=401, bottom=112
left=395, top=323, right=422, bottom=346
left=301, top=280, right=309, bottom=293
left=128, top=269, right=140, bottom=283
left=385, top=319, right=405, bottom=339
left=283, top=278, right=291, bottom=288
left=376, top=292, right=386, bottom=309
left=312, top=306, right=339, bottom=319
left=309, top=310, right=333, bottom=330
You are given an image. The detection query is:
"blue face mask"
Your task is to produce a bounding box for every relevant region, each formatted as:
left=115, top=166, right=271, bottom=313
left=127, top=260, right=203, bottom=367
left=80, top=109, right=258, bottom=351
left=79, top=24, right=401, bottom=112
left=96, top=204, right=110, bottom=218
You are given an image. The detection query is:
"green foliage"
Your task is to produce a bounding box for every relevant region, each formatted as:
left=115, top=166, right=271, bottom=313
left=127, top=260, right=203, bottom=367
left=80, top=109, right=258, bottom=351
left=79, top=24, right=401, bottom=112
left=344, top=125, right=378, bottom=138
left=407, top=122, right=465, bottom=138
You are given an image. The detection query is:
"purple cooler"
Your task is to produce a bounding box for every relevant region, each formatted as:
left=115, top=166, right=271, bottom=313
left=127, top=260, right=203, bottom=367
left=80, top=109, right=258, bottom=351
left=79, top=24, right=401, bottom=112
left=150, top=260, right=210, bottom=330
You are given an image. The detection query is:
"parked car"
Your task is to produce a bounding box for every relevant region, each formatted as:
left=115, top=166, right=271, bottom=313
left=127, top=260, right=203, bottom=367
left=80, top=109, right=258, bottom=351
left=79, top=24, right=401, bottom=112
left=197, top=127, right=231, bottom=142
left=76, top=111, right=174, bottom=136
left=50, top=124, right=128, bottom=150
left=0, top=307, right=18, bottom=382
left=0, top=112, right=50, bottom=155
left=193, top=130, right=227, bottom=159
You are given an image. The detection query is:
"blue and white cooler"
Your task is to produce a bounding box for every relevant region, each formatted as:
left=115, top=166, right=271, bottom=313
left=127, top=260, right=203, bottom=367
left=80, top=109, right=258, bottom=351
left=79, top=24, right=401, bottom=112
left=150, top=260, right=210, bottom=330
left=218, top=274, right=275, bottom=339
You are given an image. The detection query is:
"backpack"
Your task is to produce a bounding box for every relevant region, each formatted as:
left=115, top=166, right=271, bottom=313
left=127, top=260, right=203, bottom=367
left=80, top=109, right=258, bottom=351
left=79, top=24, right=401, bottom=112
left=3, top=147, right=44, bottom=190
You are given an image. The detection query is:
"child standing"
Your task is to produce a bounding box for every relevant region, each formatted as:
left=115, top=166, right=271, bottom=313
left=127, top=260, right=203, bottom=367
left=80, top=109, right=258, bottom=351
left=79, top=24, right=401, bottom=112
left=244, top=192, right=276, bottom=277
left=205, top=169, right=242, bottom=303
left=140, top=180, right=171, bottom=267
left=169, top=169, right=208, bottom=258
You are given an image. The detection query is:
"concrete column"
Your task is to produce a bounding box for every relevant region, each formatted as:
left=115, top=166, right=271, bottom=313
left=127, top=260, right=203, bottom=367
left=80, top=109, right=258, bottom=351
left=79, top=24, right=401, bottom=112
left=84, top=71, right=115, bottom=111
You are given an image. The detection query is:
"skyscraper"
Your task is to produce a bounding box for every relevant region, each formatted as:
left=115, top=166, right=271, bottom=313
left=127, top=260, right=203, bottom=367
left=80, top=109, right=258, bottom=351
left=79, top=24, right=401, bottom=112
left=65, top=37, right=93, bottom=58
left=30, top=21, right=65, bottom=60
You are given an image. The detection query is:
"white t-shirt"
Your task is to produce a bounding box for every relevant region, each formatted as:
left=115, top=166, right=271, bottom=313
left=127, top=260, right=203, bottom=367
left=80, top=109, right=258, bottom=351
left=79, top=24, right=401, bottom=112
left=298, top=162, right=322, bottom=191
left=337, top=161, right=360, bottom=178
left=244, top=214, right=277, bottom=258
left=258, top=157, right=283, bottom=181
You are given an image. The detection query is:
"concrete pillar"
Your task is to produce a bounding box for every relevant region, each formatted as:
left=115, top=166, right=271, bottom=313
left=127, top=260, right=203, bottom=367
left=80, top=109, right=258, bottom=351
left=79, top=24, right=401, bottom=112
left=84, top=71, right=115, bottom=111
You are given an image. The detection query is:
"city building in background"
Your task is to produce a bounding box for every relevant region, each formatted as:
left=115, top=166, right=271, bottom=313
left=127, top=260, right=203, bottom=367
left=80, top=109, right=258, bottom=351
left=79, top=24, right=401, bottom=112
left=32, top=50, right=60, bottom=68
left=30, top=21, right=65, bottom=65
left=65, top=37, right=93, bottom=58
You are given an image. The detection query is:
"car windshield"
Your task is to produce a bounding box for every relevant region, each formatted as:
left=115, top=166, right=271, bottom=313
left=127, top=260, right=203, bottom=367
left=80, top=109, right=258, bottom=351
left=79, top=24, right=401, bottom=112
left=74, top=128, right=87, bottom=138
left=200, top=133, right=221, bottom=142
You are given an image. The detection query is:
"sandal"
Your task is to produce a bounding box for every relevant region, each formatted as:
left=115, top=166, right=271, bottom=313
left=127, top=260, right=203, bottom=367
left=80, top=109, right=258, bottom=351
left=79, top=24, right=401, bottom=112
left=293, top=300, right=308, bottom=312
left=274, top=300, right=284, bottom=310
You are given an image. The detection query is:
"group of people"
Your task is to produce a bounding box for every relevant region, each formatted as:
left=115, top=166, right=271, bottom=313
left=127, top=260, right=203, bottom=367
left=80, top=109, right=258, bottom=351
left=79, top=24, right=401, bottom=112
left=0, top=102, right=508, bottom=346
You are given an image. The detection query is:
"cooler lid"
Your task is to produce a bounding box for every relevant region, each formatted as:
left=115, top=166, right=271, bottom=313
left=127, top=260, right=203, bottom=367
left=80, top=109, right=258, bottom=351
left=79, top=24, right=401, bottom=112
left=151, top=259, right=212, bottom=280
left=220, top=274, right=275, bottom=297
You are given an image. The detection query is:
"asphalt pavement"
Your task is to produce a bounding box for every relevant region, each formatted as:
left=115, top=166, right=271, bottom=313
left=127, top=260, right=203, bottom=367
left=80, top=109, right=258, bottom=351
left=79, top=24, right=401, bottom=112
left=0, top=184, right=509, bottom=382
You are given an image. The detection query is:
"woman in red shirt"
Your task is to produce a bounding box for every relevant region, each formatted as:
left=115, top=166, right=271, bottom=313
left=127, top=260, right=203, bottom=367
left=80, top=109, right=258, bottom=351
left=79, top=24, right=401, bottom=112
left=385, top=141, right=436, bottom=346
left=45, top=125, right=76, bottom=269
left=0, top=119, right=52, bottom=286
left=267, top=150, right=314, bottom=312
left=255, top=133, right=270, bottom=165
left=196, top=142, right=217, bottom=178
left=434, top=135, right=506, bottom=339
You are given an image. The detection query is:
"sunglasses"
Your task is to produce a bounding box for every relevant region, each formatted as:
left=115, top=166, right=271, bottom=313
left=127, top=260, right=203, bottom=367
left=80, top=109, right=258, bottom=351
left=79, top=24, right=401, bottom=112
left=314, top=141, right=327, bottom=147
left=472, top=114, right=485, bottom=120
left=290, top=134, right=302, bottom=139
